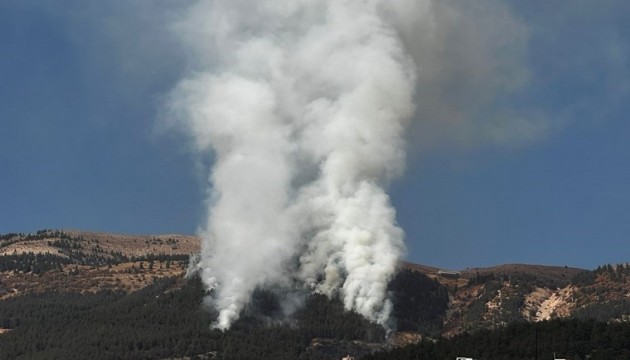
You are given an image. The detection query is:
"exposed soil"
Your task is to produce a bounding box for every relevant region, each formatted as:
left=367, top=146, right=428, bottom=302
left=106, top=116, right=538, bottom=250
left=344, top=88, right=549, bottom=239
left=0, top=261, right=188, bottom=300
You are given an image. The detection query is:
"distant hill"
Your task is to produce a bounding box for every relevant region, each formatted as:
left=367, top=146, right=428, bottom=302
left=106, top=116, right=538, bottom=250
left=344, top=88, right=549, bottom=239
left=0, top=229, right=628, bottom=359
left=0, top=229, right=196, bottom=299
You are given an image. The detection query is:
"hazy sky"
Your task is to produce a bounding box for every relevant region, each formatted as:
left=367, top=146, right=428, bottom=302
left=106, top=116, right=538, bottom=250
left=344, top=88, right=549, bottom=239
left=2, top=1, right=629, bottom=270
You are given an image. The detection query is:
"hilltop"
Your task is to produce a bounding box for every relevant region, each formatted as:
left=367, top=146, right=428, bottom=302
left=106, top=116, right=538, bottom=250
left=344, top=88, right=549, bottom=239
left=0, top=229, right=196, bottom=298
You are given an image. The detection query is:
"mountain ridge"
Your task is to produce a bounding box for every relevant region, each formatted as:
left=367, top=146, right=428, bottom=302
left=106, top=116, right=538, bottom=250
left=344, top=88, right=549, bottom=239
left=0, top=229, right=628, bottom=359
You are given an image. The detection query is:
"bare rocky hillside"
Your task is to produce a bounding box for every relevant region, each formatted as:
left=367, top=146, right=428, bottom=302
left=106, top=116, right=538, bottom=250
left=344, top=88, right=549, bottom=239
left=408, top=261, right=630, bottom=336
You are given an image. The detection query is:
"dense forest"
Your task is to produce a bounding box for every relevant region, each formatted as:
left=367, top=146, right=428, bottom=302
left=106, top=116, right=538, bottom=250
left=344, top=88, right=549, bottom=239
left=364, top=319, right=630, bottom=360
left=0, top=276, right=322, bottom=359
left=388, top=268, right=449, bottom=335
left=0, top=270, right=443, bottom=360
left=3, top=273, right=629, bottom=360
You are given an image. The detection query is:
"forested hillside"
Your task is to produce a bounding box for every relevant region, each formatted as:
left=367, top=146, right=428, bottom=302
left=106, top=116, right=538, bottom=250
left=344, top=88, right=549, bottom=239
left=0, top=230, right=629, bottom=359
left=0, top=274, right=425, bottom=359
left=363, top=319, right=630, bottom=360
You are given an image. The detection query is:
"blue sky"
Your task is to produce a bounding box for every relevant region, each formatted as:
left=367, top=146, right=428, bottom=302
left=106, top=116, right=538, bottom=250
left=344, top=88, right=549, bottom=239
left=1, top=1, right=629, bottom=270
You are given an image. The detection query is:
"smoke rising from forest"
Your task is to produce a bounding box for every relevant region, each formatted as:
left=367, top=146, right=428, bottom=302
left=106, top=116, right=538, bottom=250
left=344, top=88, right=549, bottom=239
left=165, top=0, right=532, bottom=330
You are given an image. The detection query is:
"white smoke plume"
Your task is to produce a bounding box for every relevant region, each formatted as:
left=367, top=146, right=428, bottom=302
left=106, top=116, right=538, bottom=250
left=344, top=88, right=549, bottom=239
left=165, top=0, right=530, bottom=330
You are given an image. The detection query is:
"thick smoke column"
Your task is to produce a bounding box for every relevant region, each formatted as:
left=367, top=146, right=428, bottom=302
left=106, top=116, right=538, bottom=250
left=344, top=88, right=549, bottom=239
left=167, top=0, right=531, bottom=330
left=167, top=0, right=415, bottom=330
